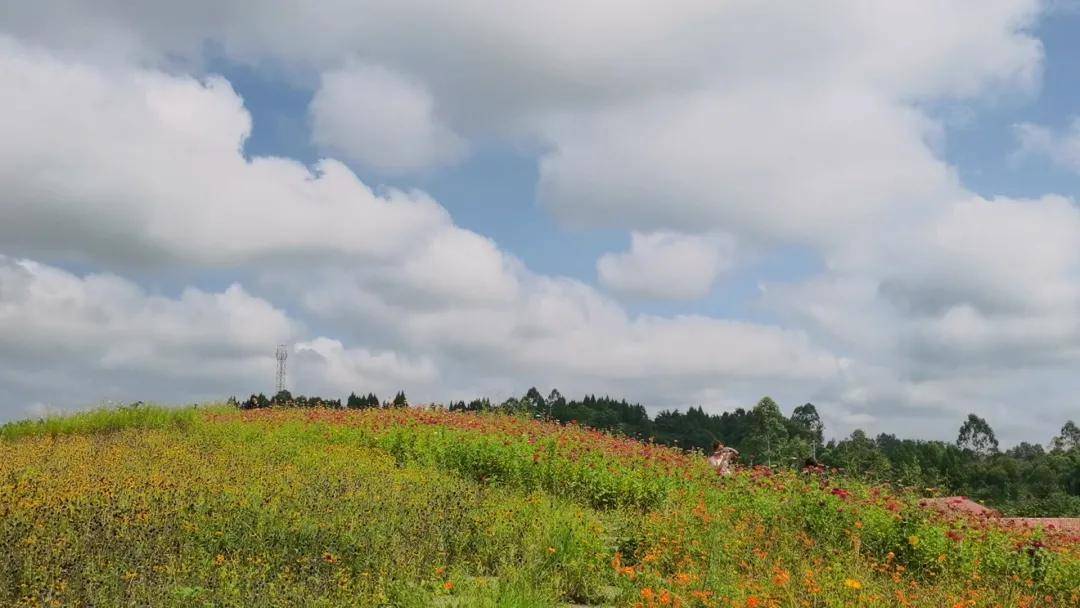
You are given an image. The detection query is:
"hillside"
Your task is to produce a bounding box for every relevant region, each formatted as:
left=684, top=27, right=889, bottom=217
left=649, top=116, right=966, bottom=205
left=1, top=405, right=1077, bottom=607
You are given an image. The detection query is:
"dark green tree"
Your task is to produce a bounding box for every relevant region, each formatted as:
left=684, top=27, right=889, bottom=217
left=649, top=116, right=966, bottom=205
left=957, top=413, right=999, bottom=456
left=747, top=397, right=788, bottom=466
left=1052, top=420, right=1080, bottom=453
left=790, top=402, right=825, bottom=460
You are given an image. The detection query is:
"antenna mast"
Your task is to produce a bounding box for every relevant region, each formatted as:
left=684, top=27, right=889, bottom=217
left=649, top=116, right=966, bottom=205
left=275, top=344, right=288, bottom=393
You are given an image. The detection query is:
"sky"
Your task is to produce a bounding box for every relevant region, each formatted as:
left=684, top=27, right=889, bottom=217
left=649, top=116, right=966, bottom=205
left=1, top=1, right=1080, bottom=445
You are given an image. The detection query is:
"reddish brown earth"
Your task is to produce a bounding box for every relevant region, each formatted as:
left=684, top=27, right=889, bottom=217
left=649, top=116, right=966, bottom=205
left=919, top=496, right=1000, bottom=517
left=920, top=496, right=1080, bottom=539
left=1000, top=517, right=1080, bottom=534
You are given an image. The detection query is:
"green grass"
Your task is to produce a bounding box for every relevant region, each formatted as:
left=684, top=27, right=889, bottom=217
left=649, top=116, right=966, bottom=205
left=0, top=402, right=203, bottom=442
left=1, top=405, right=1076, bottom=607
left=0, top=417, right=612, bottom=606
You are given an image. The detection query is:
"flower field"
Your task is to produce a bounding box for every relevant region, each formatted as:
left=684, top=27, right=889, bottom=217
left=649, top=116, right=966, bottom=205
left=1, top=405, right=1077, bottom=607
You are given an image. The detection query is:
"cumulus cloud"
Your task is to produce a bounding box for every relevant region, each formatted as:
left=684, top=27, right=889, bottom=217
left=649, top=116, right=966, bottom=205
left=0, top=37, right=454, bottom=267
left=763, top=194, right=1080, bottom=441
left=0, top=255, right=293, bottom=410
left=310, top=64, right=467, bottom=173
left=532, top=0, right=1041, bottom=244
left=1014, top=118, right=1080, bottom=172
left=0, top=2, right=1077, bottom=445
left=537, top=86, right=960, bottom=244
left=0, top=255, right=449, bottom=415
left=294, top=337, right=440, bottom=397
left=283, top=264, right=842, bottom=408
left=0, top=37, right=841, bottom=422
left=597, top=232, right=734, bottom=300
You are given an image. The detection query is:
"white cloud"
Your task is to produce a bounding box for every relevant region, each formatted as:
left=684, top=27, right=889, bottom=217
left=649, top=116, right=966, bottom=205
left=0, top=2, right=1077, bottom=445
left=0, top=37, right=841, bottom=421
left=311, top=64, right=467, bottom=173
left=763, top=193, right=1080, bottom=441
left=1014, top=118, right=1080, bottom=172
left=597, top=232, right=734, bottom=300
left=0, top=255, right=293, bottom=407
left=0, top=255, right=445, bottom=412
left=0, top=37, right=451, bottom=267
left=537, top=86, right=960, bottom=244
left=285, top=265, right=842, bottom=402
left=294, top=337, right=439, bottom=397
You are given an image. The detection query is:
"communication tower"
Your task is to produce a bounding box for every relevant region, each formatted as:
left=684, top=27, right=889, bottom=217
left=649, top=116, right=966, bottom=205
left=275, top=344, right=288, bottom=393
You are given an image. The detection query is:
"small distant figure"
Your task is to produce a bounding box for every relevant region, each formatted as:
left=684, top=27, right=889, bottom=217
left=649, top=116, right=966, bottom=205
left=708, top=442, right=739, bottom=476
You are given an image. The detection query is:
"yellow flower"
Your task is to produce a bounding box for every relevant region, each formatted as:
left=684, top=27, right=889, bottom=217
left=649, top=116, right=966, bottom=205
left=844, top=578, right=863, bottom=590
left=908, top=535, right=920, bottom=547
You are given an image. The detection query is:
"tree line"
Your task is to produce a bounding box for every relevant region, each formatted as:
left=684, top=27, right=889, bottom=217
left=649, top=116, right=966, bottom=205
left=235, top=390, right=408, bottom=410
left=233, top=387, right=1079, bottom=516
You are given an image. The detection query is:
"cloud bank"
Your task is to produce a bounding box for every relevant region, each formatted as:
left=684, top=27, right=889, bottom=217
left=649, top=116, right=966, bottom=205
left=0, top=1, right=1075, bottom=444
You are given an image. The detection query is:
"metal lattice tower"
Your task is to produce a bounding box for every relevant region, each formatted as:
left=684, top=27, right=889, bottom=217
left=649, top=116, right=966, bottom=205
left=275, top=344, right=288, bottom=393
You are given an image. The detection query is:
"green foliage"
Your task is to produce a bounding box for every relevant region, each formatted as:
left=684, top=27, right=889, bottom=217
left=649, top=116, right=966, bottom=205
left=957, top=413, right=999, bottom=456
left=0, top=419, right=615, bottom=607
left=346, top=392, right=380, bottom=409
left=0, top=402, right=199, bottom=441
left=746, top=397, right=789, bottom=466
left=429, top=388, right=1080, bottom=517
left=1, top=405, right=1077, bottom=607
left=1052, top=420, right=1080, bottom=453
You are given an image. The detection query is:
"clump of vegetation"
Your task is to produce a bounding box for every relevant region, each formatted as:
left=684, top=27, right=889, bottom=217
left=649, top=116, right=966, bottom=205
left=0, top=401, right=197, bottom=442
left=240, top=387, right=1080, bottom=517
left=1, top=405, right=1077, bottom=607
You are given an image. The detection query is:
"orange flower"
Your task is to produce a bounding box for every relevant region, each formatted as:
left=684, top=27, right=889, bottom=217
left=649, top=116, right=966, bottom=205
left=746, top=596, right=761, bottom=608
left=442, top=581, right=454, bottom=591
left=844, top=579, right=863, bottom=590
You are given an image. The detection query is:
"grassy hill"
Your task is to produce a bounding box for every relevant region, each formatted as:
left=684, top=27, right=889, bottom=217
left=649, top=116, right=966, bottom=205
left=1, top=405, right=1076, bottom=607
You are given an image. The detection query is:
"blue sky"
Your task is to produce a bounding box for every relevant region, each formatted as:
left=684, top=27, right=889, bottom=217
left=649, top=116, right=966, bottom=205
left=2, top=1, right=1080, bottom=445
left=947, top=9, right=1080, bottom=196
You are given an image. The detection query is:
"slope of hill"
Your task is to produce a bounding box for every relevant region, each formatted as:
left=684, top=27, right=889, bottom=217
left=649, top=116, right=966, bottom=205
left=1, top=405, right=1077, bottom=607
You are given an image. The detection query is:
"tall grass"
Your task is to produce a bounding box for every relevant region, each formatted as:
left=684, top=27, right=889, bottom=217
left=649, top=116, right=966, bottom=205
left=0, top=403, right=204, bottom=441
left=0, top=420, right=614, bottom=606
left=1, top=405, right=1076, bottom=607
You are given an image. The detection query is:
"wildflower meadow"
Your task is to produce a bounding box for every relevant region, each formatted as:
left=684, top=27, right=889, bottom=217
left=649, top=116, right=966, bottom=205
left=1, top=405, right=1076, bottom=607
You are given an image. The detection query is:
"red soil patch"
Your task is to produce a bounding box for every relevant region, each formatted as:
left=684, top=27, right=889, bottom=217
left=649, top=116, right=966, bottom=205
left=1000, top=518, right=1080, bottom=534
left=919, top=496, right=1000, bottom=517
left=920, top=496, right=1079, bottom=541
